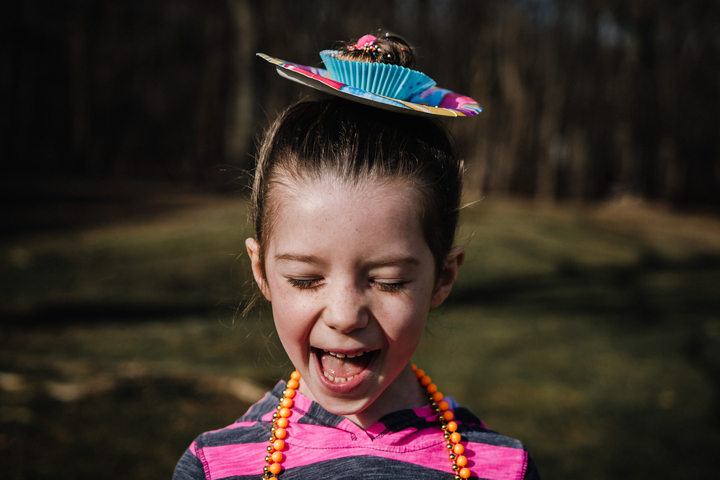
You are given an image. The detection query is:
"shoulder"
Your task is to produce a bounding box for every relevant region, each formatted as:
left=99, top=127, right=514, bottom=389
left=173, top=446, right=205, bottom=480
left=453, top=405, right=524, bottom=448
left=448, top=400, right=541, bottom=479
left=173, top=384, right=284, bottom=480
left=172, top=419, right=271, bottom=480
left=173, top=420, right=271, bottom=480
left=380, top=397, right=540, bottom=479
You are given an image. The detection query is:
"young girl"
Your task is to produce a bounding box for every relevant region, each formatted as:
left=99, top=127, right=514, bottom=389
left=174, top=34, right=539, bottom=480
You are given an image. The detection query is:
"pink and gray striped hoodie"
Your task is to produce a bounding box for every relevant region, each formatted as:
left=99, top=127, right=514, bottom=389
left=174, top=381, right=540, bottom=480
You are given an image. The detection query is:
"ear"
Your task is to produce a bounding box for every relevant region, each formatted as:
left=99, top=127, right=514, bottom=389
left=245, top=237, right=272, bottom=301
left=430, top=246, right=465, bottom=308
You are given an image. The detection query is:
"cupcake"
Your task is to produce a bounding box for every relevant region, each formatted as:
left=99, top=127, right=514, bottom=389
left=319, top=34, right=436, bottom=101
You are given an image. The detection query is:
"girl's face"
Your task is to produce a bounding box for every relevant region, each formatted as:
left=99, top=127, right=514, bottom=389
left=246, top=178, right=463, bottom=427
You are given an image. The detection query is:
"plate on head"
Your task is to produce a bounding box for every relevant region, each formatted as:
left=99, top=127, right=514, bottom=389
left=258, top=53, right=482, bottom=118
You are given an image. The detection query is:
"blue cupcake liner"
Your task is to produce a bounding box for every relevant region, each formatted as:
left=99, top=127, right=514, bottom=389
left=320, top=50, right=436, bottom=101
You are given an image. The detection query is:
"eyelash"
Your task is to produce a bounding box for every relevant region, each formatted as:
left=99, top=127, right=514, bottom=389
left=372, top=280, right=408, bottom=293
left=288, top=278, right=323, bottom=289
left=287, top=278, right=407, bottom=293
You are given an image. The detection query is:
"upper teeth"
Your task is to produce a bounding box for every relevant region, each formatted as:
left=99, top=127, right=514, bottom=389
left=325, top=350, right=363, bottom=358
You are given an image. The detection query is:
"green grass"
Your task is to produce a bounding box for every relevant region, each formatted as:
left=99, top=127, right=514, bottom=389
left=2, top=196, right=719, bottom=479
left=1, top=196, right=253, bottom=311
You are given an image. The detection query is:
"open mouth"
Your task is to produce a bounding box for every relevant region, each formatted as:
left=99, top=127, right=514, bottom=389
left=313, top=348, right=378, bottom=383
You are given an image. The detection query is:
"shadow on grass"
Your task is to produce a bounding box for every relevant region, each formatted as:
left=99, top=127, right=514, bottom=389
left=450, top=251, right=720, bottom=323
left=1, top=377, right=250, bottom=480
left=3, top=189, right=720, bottom=479
left=452, top=251, right=720, bottom=418
left=0, top=301, right=228, bottom=326
left=0, top=177, right=239, bottom=239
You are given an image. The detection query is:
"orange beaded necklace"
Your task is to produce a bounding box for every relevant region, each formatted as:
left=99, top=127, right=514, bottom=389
left=260, top=365, right=473, bottom=480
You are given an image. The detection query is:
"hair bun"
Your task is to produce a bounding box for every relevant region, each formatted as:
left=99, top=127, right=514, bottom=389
left=337, top=32, right=416, bottom=69
left=354, top=35, right=377, bottom=48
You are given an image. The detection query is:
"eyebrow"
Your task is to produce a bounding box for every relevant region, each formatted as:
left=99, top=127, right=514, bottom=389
left=273, top=253, right=421, bottom=268
left=367, top=256, right=421, bottom=267
left=274, top=253, right=323, bottom=264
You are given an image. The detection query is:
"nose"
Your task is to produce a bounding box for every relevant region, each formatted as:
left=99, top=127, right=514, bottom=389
left=322, top=281, right=369, bottom=334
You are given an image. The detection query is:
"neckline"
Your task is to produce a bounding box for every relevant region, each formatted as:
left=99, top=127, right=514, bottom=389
left=255, top=371, right=479, bottom=479
left=256, top=381, right=469, bottom=434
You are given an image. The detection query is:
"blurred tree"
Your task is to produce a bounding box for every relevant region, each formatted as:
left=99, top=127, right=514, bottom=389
left=1, top=0, right=718, bottom=207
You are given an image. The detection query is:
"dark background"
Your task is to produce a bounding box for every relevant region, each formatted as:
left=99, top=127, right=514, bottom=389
left=2, top=1, right=720, bottom=479
left=2, top=0, right=719, bottom=206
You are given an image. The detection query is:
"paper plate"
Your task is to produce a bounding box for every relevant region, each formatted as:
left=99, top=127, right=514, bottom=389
left=258, top=53, right=481, bottom=118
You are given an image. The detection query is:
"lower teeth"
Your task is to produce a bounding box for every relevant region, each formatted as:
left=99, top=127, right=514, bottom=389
left=323, top=371, right=357, bottom=383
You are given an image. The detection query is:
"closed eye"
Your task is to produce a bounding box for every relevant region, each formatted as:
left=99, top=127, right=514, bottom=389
left=288, top=278, right=323, bottom=289
left=371, top=280, right=408, bottom=293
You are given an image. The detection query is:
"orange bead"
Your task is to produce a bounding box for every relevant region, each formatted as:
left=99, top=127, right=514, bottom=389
left=443, top=410, right=454, bottom=421
left=272, top=439, right=285, bottom=451
left=459, top=467, right=471, bottom=479
left=290, top=371, right=301, bottom=380
left=438, top=401, right=449, bottom=411
left=453, top=443, right=464, bottom=455
left=432, top=392, right=443, bottom=403
left=276, top=417, right=288, bottom=428
left=447, top=421, right=458, bottom=432
left=456, top=455, right=467, bottom=467
left=274, top=427, right=286, bottom=439
left=269, top=462, right=282, bottom=475
left=279, top=407, right=292, bottom=418
left=281, top=398, right=293, bottom=408
left=414, top=369, right=425, bottom=379
left=284, top=388, right=296, bottom=399
left=450, top=432, right=461, bottom=444
left=271, top=451, right=284, bottom=463
left=421, top=375, right=432, bottom=386
left=287, top=379, right=299, bottom=389
left=411, top=364, right=417, bottom=371
left=269, top=477, right=278, bottom=480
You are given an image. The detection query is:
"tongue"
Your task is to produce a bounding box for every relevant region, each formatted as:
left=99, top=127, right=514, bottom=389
left=320, top=352, right=372, bottom=379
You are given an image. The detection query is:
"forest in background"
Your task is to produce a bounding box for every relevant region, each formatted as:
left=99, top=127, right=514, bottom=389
left=3, top=2, right=720, bottom=478
left=1, top=0, right=719, bottom=208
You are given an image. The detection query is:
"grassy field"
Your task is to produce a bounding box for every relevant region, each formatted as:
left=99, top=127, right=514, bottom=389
left=1, top=185, right=719, bottom=479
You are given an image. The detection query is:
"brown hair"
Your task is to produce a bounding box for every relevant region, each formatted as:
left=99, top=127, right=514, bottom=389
left=250, top=98, right=463, bottom=295
left=335, top=33, right=416, bottom=69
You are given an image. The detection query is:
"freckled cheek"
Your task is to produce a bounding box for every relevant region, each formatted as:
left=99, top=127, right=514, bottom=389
left=378, top=299, right=427, bottom=339
left=271, top=294, right=321, bottom=341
